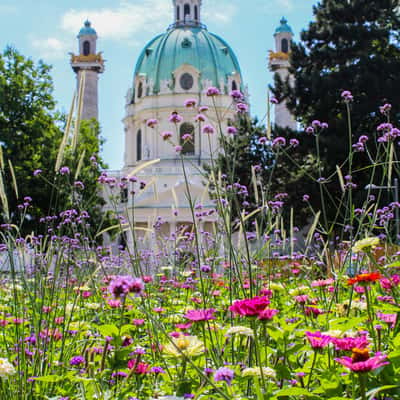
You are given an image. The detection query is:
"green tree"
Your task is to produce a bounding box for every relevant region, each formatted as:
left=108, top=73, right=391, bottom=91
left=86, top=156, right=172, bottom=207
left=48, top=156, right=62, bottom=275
left=0, top=47, right=108, bottom=237
left=205, top=115, right=274, bottom=227
left=272, top=0, right=400, bottom=229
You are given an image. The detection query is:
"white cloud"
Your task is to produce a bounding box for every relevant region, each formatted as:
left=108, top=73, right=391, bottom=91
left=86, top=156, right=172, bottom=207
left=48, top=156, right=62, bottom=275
left=61, top=0, right=171, bottom=41
left=31, top=37, right=71, bottom=60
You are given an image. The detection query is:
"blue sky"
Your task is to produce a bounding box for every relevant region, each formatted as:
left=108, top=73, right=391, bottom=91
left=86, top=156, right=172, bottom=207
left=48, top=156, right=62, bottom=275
left=0, top=0, right=318, bottom=170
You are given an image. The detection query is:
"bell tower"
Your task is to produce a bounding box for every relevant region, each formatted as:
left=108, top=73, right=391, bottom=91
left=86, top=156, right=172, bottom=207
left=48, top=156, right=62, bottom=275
left=269, top=17, right=297, bottom=130
left=71, top=20, right=104, bottom=120
left=173, top=0, right=202, bottom=26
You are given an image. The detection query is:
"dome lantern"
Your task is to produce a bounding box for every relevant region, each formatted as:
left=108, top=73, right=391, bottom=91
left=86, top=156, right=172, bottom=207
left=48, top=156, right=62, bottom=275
left=173, top=0, right=202, bottom=27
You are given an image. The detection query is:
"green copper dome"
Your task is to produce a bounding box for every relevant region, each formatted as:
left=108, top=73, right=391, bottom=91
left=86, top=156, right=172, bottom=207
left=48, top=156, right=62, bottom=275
left=78, top=20, right=97, bottom=37
left=274, top=17, right=293, bottom=35
left=133, top=25, right=243, bottom=96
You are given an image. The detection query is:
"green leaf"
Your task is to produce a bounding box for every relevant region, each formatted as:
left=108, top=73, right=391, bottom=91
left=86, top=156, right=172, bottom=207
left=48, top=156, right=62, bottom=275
left=366, top=385, right=400, bottom=399
left=34, top=375, right=64, bottom=383
left=97, top=324, right=119, bottom=337
left=275, top=387, right=318, bottom=398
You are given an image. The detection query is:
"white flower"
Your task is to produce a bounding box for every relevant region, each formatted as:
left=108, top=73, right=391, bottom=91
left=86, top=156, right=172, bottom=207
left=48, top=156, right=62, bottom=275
left=0, top=358, right=16, bottom=378
left=242, top=367, right=276, bottom=379
left=225, top=326, right=254, bottom=338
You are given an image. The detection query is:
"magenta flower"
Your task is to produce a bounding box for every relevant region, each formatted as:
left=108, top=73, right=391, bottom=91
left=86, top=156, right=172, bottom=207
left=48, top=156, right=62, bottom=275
left=305, top=126, right=314, bottom=134
left=184, top=99, right=197, bottom=108
left=258, top=308, right=279, bottom=321
left=290, top=138, right=299, bottom=147
left=341, top=90, right=354, bottom=102
left=161, top=131, right=173, bottom=141
left=59, top=166, right=70, bottom=175
left=195, top=113, right=206, bottom=122
left=199, top=105, right=209, bottom=112
left=206, top=87, right=220, bottom=96
left=270, top=96, right=279, bottom=104
left=202, top=124, right=215, bottom=134
left=236, top=103, right=248, bottom=113
left=377, top=312, right=397, bottom=328
left=169, top=112, right=183, bottom=124
left=184, top=308, right=216, bottom=322
left=335, top=350, right=389, bottom=373
left=214, top=367, right=234, bottom=385
left=230, top=90, right=243, bottom=100
left=227, top=126, right=238, bottom=135
left=108, top=276, right=144, bottom=298
left=229, top=296, right=270, bottom=317
left=379, top=103, right=392, bottom=114
left=146, top=118, right=158, bottom=128
left=33, top=169, right=42, bottom=176
left=333, top=335, right=369, bottom=351
left=305, top=331, right=331, bottom=349
left=272, top=137, right=286, bottom=148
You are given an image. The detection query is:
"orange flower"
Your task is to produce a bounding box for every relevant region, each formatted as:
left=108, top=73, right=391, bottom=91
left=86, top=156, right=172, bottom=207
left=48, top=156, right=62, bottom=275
left=348, top=272, right=382, bottom=286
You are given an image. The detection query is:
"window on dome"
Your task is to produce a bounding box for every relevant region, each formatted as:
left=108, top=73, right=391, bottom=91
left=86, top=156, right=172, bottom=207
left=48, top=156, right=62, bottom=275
left=180, top=123, right=195, bottom=155
left=232, top=80, right=238, bottom=91
left=180, top=73, right=194, bottom=91
left=137, top=82, right=143, bottom=99
left=194, top=5, right=198, bottom=21
left=83, top=41, right=90, bottom=56
left=281, top=38, right=289, bottom=53
left=177, top=6, right=180, bottom=20
left=184, top=4, right=190, bottom=19
left=137, top=130, right=142, bottom=161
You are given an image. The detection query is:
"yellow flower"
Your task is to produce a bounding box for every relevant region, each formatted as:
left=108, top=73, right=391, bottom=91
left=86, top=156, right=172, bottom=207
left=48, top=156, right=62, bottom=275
left=352, top=237, right=380, bottom=253
left=163, top=335, right=204, bottom=358
left=289, top=286, right=310, bottom=296
left=0, top=358, right=16, bottom=378
left=242, top=367, right=276, bottom=379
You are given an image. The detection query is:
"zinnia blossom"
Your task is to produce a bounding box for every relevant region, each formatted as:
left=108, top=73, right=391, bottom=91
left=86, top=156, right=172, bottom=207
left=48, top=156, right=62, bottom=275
left=352, top=237, right=380, bottom=253
left=305, top=331, right=331, bottom=349
left=0, top=358, right=16, bottom=378
left=333, top=335, right=369, bottom=351
left=229, top=296, right=270, bottom=317
left=163, top=335, right=204, bottom=358
left=335, top=349, right=389, bottom=373
left=348, top=272, right=382, bottom=286
left=184, top=308, right=216, bottom=322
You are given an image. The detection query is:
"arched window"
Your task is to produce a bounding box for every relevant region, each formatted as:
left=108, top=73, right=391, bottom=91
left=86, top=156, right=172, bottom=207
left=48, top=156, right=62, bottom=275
left=232, top=80, right=238, bottom=91
left=83, top=41, right=90, bottom=56
left=180, top=123, right=195, bottom=155
left=184, top=4, right=191, bottom=19
left=136, top=130, right=142, bottom=161
left=180, top=73, right=194, bottom=90
left=177, top=5, right=180, bottom=20
left=194, top=5, right=198, bottom=20
left=137, top=82, right=143, bottom=99
left=281, top=38, right=289, bottom=53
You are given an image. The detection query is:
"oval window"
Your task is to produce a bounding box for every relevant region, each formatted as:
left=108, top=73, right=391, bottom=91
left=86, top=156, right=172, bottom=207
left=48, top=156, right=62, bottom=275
left=180, top=73, right=194, bottom=90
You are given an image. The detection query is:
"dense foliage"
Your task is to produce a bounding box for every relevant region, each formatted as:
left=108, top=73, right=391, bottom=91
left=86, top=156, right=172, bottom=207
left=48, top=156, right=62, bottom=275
left=272, top=0, right=400, bottom=230
left=0, top=47, right=108, bottom=237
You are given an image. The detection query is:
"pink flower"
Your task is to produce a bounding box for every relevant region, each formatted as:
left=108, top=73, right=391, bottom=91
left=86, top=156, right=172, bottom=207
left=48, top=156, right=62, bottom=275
left=333, top=335, right=369, bottom=351
left=184, top=99, right=197, bottom=108
left=206, top=87, right=220, bottom=96
left=305, top=331, right=331, bottom=349
left=258, top=308, right=279, bottom=321
left=202, top=124, right=215, bottom=134
left=377, top=312, right=397, bottom=328
left=161, top=131, right=173, bottom=140
left=184, top=309, right=216, bottom=322
left=169, top=112, right=183, bottom=124
left=311, top=278, right=334, bottom=288
left=335, top=350, right=389, bottom=373
left=128, top=360, right=150, bottom=375
left=229, top=296, right=270, bottom=317
left=146, top=118, right=158, bottom=128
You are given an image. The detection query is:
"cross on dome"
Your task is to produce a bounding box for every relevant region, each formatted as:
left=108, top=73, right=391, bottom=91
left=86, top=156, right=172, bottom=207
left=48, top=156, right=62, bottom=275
left=173, top=0, right=202, bottom=26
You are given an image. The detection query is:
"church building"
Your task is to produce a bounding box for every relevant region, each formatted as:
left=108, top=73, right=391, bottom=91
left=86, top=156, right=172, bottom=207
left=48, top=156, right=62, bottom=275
left=70, top=1, right=295, bottom=247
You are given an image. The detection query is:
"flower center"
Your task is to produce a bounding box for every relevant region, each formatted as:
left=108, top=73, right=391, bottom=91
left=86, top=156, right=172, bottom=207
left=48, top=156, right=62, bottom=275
left=351, top=348, right=370, bottom=363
